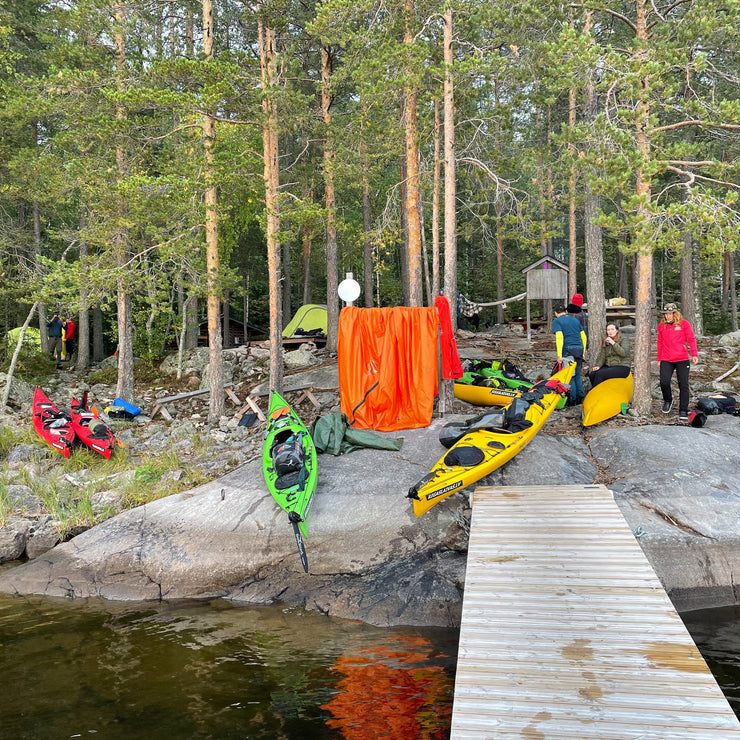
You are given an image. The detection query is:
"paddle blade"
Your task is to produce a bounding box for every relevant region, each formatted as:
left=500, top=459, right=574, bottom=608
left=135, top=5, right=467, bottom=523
left=290, top=518, right=309, bottom=573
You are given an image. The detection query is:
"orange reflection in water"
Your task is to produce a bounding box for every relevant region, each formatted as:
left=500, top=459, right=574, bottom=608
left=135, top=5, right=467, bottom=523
left=321, top=635, right=453, bottom=740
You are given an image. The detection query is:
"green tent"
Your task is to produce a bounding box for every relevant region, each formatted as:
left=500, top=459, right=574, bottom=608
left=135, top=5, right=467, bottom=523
left=282, top=304, right=327, bottom=338
left=7, top=326, right=41, bottom=349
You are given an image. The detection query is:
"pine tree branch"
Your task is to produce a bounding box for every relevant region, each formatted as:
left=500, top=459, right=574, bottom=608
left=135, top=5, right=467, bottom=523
left=666, top=166, right=740, bottom=191
left=654, top=120, right=740, bottom=133
left=646, top=0, right=692, bottom=30
left=573, top=4, right=636, bottom=34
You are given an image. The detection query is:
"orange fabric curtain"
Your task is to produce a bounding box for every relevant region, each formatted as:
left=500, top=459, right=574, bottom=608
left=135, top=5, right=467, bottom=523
left=338, top=306, right=439, bottom=431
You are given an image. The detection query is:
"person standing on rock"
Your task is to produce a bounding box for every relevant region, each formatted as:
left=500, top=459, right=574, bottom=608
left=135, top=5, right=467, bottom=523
left=657, top=302, right=698, bottom=422
left=62, top=316, right=76, bottom=362
left=588, top=323, right=630, bottom=387
left=47, top=313, right=63, bottom=369
left=553, top=303, right=587, bottom=405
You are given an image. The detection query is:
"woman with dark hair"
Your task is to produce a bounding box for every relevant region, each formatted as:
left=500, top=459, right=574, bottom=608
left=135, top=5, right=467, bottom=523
left=657, top=303, right=698, bottom=421
left=588, top=323, right=630, bottom=387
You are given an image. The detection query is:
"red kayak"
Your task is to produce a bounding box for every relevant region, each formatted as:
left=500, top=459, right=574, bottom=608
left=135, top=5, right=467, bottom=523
left=70, top=393, right=116, bottom=459
left=32, top=387, right=75, bottom=458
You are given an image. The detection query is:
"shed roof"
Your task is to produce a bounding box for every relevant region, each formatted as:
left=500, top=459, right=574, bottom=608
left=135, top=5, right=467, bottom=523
left=521, top=255, right=569, bottom=273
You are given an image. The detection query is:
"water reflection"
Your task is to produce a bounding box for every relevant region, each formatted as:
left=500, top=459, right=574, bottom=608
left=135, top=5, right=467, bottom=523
left=0, top=595, right=456, bottom=739
left=321, top=635, right=452, bottom=739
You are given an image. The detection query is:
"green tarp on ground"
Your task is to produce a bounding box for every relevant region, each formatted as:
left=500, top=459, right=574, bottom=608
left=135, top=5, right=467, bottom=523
left=282, top=304, right=327, bottom=338
left=310, top=413, right=403, bottom=455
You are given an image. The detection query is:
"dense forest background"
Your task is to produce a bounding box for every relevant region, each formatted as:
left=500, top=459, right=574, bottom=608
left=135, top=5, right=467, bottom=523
left=0, top=0, right=738, bottom=416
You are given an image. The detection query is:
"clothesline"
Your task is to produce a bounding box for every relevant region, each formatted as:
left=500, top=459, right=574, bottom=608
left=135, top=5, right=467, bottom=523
left=472, top=291, right=527, bottom=308
left=458, top=291, right=527, bottom=316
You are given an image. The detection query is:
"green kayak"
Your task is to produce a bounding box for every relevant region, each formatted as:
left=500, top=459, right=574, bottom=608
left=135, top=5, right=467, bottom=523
left=262, top=391, right=318, bottom=572
left=462, top=359, right=534, bottom=391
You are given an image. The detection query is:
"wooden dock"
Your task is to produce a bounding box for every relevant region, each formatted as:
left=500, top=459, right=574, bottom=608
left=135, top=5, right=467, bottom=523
left=451, top=484, right=740, bottom=739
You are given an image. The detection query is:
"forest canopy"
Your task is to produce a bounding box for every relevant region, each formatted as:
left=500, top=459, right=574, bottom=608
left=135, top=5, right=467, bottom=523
left=1, top=0, right=738, bottom=416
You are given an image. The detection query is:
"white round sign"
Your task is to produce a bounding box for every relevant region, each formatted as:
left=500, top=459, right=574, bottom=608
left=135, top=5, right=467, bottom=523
left=338, top=276, right=361, bottom=303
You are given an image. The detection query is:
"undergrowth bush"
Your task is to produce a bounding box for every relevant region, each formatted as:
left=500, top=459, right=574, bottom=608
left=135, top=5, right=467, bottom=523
left=1, top=345, right=56, bottom=383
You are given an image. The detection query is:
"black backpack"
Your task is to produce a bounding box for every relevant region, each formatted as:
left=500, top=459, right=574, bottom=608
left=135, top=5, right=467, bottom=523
left=696, top=394, right=738, bottom=416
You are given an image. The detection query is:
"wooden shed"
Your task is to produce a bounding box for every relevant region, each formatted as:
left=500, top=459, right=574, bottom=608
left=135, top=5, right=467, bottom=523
left=521, top=256, right=570, bottom=343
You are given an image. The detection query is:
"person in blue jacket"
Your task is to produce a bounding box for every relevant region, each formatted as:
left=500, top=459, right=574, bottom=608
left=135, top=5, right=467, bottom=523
left=553, top=303, right=587, bottom=404
left=47, top=312, right=63, bottom=369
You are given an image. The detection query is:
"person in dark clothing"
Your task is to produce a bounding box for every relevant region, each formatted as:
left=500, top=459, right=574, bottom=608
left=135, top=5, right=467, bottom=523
left=47, top=313, right=63, bottom=368
left=62, top=316, right=76, bottom=361
left=553, top=303, right=587, bottom=404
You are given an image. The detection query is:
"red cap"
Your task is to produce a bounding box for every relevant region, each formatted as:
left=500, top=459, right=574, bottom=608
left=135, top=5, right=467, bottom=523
left=571, top=293, right=584, bottom=307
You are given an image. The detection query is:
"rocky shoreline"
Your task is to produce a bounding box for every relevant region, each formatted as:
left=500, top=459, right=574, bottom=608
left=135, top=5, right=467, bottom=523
left=2, top=326, right=740, bottom=626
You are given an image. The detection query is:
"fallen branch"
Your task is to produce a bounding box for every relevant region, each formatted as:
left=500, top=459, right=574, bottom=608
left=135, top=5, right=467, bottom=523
left=2, top=302, right=38, bottom=413
left=714, top=361, right=740, bottom=383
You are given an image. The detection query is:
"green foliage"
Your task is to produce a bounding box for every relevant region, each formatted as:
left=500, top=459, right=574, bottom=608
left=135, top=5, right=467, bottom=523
left=0, top=481, right=12, bottom=526
left=1, top=343, right=56, bottom=382
left=0, top=0, right=738, bottom=339
left=87, top=367, right=118, bottom=385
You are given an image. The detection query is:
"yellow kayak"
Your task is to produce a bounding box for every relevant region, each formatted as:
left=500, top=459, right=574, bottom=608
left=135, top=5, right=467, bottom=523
left=408, top=363, right=576, bottom=516
left=453, top=382, right=521, bottom=406
left=582, top=372, right=633, bottom=427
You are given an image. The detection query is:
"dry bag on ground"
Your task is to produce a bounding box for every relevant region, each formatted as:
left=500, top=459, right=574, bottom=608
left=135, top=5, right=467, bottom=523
left=272, top=434, right=305, bottom=476
left=696, top=394, right=737, bottom=415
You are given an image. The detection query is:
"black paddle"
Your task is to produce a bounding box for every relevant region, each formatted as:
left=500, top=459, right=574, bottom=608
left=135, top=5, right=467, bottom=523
left=288, top=511, right=309, bottom=573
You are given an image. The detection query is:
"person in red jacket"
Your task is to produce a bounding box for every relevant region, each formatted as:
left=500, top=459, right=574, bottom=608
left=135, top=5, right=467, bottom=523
left=62, top=316, right=76, bottom=361
left=657, top=302, right=698, bottom=421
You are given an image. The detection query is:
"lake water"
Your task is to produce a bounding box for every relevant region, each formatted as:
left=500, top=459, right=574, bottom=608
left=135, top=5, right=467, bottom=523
left=0, top=594, right=457, bottom=739
left=681, top=605, right=740, bottom=715
left=2, top=593, right=739, bottom=739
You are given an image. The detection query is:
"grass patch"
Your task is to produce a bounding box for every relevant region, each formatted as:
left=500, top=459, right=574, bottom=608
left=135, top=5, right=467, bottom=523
left=0, top=482, right=10, bottom=526
left=121, top=450, right=201, bottom=508
left=87, top=367, right=118, bottom=385
left=0, top=424, right=45, bottom=463
left=61, top=445, right=130, bottom=474
left=33, top=481, right=95, bottom=539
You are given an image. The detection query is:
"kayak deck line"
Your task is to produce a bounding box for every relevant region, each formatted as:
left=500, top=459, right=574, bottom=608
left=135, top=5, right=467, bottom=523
left=451, top=484, right=740, bottom=739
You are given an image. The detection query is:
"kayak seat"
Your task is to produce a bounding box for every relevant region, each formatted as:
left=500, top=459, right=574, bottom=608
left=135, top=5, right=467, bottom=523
left=275, top=469, right=307, bottom=491
left=444, top=446, right=485, bottom=467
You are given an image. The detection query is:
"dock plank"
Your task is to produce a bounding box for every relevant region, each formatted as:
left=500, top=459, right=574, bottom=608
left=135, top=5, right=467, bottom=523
left=450, top=484, right=740, bottom=739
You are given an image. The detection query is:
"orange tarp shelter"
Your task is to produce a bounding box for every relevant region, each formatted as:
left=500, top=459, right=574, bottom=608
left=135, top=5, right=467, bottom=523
left=338, top=306, right=439, bottom=432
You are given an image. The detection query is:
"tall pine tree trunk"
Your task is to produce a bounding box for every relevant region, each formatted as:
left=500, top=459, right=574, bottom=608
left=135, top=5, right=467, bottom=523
left=631, top=0, right=655, bottom=416
left=399, top=155, right=409, bottom=303
left=361, top=141, right=374, bottom=308
left=31, top=198, right=49, bottom=354
left=93, top=305, right=104, bottom=362
left=322, top=45, right=339, bottom=352
left=203, top=0, right=224, bottom=420
left=431, top=99, right=441, bottom=301
left=114, top=4, right=134, bottom=403
left=259, top=15, right=283, bottom=392
left=302, top=178, right=313, bottom=305
left=439, top=6, right=456, bottom=415
left=403, top=0, right=422, bottom=307
left=692, top=238, right=703, bottom=337
left=583, top=59, right=605, bottom=364
left=78, top=228, right=90, bottom=370
left=568, top=87, right=577, bottom=298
